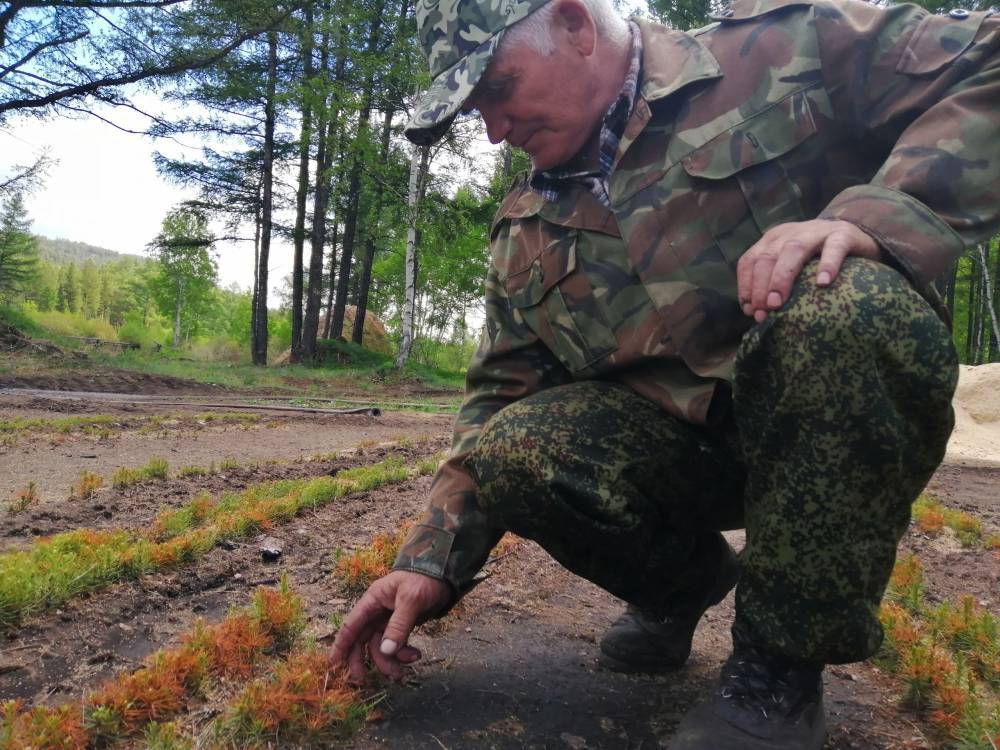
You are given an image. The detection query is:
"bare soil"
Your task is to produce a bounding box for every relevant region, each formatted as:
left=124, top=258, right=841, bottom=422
left=0, top=379, right=996, bottom=750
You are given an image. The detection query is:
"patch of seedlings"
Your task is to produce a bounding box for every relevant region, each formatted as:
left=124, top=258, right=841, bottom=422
left=112, top=457, right=170, bottom=488
left=0, top=457, right=441, bottom=629
left=0, top=580, right=312, bottom=749
left=211, top=647, right=374, bottom=747
left=912, top=495, right=988, bottom=548
left=876, top=553, right=1000, bottom=748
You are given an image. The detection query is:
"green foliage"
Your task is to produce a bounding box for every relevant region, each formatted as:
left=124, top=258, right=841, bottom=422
left=28, top=308, right=118, bottom=340
left=149, top=206, right=219, bottom=346
left=0, top=194, right=39, bottom=302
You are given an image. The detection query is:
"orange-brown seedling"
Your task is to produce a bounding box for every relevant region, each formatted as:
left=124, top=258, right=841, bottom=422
left=253, top=583, right=305, bottom=649
left=1, top=701, right=89, bottom=750
left=916, top=508, right=946, bottom=535
left=334, top=525, right=411, bottom=595
left=202, top=615, right=273, bottom=679
left=70, top=470, right=103, bottom=501
left=7, top=482, right=40, bottom=514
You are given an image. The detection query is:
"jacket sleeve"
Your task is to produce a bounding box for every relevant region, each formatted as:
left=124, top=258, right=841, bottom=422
left=813, top=0, right=999, bottom=285
left=393, top=261, right=572, bottom=594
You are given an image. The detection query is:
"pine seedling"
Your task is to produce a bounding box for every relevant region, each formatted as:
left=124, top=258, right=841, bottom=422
left=70, top=470, right=103, bottom=500
left=334, top=525, right=411, bottom=595
left=7, top=482, right=39, bottom=514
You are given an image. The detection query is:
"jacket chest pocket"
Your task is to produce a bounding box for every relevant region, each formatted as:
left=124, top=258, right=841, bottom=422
left=502, top=228, right=619, bottom=373
left=681, top=89, right=819, bottom=264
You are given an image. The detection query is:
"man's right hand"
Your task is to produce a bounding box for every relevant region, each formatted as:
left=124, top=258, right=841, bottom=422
left=329, top=569, right=453, bottom=683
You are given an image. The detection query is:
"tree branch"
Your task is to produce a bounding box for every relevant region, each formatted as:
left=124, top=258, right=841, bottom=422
left=0, top=30, right=89, bottom=82
left=0, top=4, right=302, bottom=117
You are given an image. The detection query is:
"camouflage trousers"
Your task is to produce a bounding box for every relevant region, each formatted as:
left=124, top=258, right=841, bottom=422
left=466, top=259, right=957, bottom=664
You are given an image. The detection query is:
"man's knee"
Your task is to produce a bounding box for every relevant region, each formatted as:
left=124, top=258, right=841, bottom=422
left=738, top=257, right=956, bottom=387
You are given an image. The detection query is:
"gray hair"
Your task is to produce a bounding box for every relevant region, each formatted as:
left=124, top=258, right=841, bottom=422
left=498, top=0, right=629, bottom=57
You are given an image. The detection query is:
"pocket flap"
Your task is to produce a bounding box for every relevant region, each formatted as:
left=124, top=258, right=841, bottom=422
left=503, top=231, right=577, bottom=308
left=896, top=11, right=986, bottom=76
left=681, top=89, right=817, bottom=180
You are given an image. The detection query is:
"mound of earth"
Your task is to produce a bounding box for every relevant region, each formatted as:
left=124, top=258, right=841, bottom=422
left=274, top=307, right=392, bottom=364
left=0, top=369, right=232, bottom=395
left=946, top=363, right=1000, bottom=466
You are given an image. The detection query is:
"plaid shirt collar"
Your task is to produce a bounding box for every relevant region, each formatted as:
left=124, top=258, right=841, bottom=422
left=529, top=21, right=643, bottom=207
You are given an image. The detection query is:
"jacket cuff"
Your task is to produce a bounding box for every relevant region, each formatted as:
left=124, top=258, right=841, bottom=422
left=393, top=523, right=456, bottom=582
left=820, top=184, right=965, bottom=287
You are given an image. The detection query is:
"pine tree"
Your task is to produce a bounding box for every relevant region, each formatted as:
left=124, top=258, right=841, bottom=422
left=0, top=193, right=38, bottom=302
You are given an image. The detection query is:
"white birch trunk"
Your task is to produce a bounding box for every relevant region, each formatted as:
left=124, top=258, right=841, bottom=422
left=977, top=243, right=1000, bottom=357
left=395, top=143, right=429, bottom=370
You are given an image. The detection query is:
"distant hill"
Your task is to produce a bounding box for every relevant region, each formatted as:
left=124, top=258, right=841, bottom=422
left=34, top=236, right=149, bottom=267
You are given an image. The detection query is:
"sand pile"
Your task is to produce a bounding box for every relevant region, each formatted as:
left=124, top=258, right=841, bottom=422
left=945, top=363, right=1000, bottom=467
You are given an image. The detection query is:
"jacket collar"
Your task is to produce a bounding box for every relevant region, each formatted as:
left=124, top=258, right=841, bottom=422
left=633, top=17, right=723, bottom=103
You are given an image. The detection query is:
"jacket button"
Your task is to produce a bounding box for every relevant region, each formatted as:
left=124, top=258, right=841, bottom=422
left=949, top=8, right=970, bottom=18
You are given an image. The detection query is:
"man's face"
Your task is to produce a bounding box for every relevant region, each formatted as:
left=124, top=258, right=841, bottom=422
left=464, top=39, right=603, bottom=171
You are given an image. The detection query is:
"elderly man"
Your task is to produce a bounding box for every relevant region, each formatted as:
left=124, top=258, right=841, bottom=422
left=332, top=0, right=998, bottom=746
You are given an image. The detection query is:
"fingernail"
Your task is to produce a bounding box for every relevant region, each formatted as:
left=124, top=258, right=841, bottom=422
left=380, top=639, right=398, bottom=656
left=742, top=303, right=753, bottom=316
left=767, top=291, right=782, bottom=309
left=817, top=271, right=831, bottom=286
left=754, top=310, right=767, bottom=323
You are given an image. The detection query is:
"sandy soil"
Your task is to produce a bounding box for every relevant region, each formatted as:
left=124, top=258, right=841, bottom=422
left=0, top=367, right=996, bottom=749
left=945, top=364, right=1000, bottom=467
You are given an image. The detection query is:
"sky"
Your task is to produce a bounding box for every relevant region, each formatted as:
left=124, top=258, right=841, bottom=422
left=4, top=103, right=306, bottom=301
left=1, top=100, right=493, bottom=305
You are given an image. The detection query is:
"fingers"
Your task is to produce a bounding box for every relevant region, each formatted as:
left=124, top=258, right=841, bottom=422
left=379, top=589, right=424, bottom=657
left=329, top=587, right=385, bottom=666
left=815, top=229, right=853, bottom=287
left=737, top=220, right=879, bottom=321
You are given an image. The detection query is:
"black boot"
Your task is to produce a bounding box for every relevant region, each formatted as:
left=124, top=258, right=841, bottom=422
left=599, top=539, right=739, bottom=673
left=668, top=640, right=826, bottom=749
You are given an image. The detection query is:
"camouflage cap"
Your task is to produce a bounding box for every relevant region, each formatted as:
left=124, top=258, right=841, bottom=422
left=405, top=0, right=552, bottom=145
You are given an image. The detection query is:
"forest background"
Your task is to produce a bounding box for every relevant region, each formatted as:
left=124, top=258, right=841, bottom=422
left=0, top=0, right=997, bottom=376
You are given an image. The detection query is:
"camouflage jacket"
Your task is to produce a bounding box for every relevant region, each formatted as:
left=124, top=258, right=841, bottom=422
left=395, top=0, right=1000, bottom=592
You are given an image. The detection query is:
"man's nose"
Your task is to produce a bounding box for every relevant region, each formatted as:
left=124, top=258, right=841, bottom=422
left=480, top=106, right=512, bottom=145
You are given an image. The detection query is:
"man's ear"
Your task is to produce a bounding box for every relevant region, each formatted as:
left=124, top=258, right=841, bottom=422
left=553, top=0, right=597, bottom=56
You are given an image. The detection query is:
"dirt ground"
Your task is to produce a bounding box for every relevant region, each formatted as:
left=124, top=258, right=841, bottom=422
left=0, top=370, right=997, bottom=749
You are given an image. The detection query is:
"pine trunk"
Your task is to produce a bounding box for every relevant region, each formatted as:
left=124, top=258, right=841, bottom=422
left=329, top=4, right=385, bottom=340
left=352, top=106, right=395, bottom=344
left=252, top=32, right=278, bottom=366
left=302, top=25, right=346, bottom=360
left=290, top=5, right=315, bottom=364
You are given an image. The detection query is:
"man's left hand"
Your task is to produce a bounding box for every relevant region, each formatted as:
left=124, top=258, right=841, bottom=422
left=736, top=219, right=882, bottom=322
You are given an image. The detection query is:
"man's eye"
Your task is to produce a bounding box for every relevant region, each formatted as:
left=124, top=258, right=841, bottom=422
left=481, top=77, right=513, bottom=100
